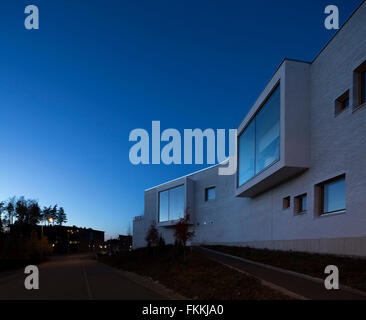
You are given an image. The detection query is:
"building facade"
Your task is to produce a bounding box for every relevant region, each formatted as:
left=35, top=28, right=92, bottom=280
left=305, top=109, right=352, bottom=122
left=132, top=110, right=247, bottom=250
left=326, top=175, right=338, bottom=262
left=39, top=225, right=105, bottom=253
left=133, top=2, right=366, bottom=257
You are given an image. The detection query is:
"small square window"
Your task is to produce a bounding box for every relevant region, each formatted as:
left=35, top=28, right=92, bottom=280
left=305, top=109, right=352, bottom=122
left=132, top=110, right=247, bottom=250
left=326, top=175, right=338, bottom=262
left=294, top=194, right=307, bottom=215
left=283, top=196, right=290, bottom=210
left=335, top=90, right=349, bottom=116
left=205, top=187, right=216, bottom=201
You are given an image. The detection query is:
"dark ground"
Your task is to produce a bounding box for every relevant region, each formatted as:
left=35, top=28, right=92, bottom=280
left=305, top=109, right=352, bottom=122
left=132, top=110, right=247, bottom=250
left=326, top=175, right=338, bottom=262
left=99, top=246, right=291, bottom=300
left=205, top=245, right=366, bottom=292
left=0, top=253, right=165, bottom=300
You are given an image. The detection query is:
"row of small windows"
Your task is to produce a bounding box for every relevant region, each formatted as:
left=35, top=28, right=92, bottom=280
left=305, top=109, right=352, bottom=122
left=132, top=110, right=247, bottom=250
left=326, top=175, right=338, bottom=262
left=283, top=174, right=346, bottom=216
left=335, top=61, right=366, bottom=116
left=159, top=174, right=345, bottom=222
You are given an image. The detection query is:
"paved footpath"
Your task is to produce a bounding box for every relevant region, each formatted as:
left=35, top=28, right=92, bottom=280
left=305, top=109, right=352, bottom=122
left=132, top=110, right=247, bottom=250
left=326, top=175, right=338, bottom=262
left=0, top=253, right=166, bottom=300
left=197, top=246, right=366, bottom=300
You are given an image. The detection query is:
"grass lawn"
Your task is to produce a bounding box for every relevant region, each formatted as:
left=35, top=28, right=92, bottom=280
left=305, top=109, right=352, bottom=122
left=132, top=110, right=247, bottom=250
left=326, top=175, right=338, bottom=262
left=205, top=245, right=366, bottom=292
left=98, top=246, right=291, bottom=300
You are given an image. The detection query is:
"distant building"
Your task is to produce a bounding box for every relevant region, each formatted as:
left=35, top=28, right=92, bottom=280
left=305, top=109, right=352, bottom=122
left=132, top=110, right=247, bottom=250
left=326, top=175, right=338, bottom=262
left=38, top=225, right=105, bottom=253
left=106, top=235, right=132, bottom=254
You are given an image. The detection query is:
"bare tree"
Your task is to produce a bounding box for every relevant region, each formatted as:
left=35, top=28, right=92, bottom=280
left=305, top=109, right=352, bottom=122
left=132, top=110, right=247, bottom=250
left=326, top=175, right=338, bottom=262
left=172, top=207, right=195, bottom=261
left=145, top=221, right=159, bottom=248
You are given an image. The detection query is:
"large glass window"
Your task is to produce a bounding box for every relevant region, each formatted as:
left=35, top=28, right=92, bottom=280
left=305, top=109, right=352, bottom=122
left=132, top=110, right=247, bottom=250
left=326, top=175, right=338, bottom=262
left=159, top=185, right=185, bottom=222
left=322, top=177, right=346, bottom=214
left=238, top=121, right=255, bottom=185
left=159, top=190, right=169, bottom=222
left=238, top=84, right=280, bottom=186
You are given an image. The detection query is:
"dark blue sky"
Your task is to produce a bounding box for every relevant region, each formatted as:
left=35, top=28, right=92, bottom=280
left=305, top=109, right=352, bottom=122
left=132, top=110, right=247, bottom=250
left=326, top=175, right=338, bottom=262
left=0, top=0, right=362, bottom=238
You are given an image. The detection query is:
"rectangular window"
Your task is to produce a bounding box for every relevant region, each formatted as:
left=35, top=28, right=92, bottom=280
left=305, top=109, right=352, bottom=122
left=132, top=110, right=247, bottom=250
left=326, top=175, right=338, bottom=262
left=283, top=196, right=290, bottom=210
left=361, top=71, right=366, bottom=104
left=205, top=187, right=216, bottom=201
left=159, top=190, right=169, bottom=222
left=335, top=90, right=349, bottom=116
left=238, top=84, right=280, bottom=186
left=159, top=185, right=185, bottom=222
left=238, top=121, right=255, bottom=185
left=294, top=194, right=307, bottom=214
left=320, top=176, right=346, bottom=215
left=355, top=61, right=366, bottom=106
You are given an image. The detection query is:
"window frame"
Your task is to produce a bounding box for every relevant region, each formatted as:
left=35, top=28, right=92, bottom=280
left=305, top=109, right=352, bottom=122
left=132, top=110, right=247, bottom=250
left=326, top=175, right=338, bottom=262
left=205, top=186, right=216, bottom=202
left=158, top=184, right=185, bottom=222
left=360, top=70, right=366, bottom=105
left=354, top=61, right=366, bottom=107
left=294, top=193, right=307, bottom=215
left=283, top=196, right=290, bottom=210
left=237, top=82, right=281, bottom=188
left=335, top=90, right=349, bottom=116
left=316, top=175, right=346, bottom=216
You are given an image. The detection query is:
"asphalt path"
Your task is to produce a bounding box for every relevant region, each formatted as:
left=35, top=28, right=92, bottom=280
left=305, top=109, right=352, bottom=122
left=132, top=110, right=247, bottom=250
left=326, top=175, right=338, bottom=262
left=0, top=253, right=165, bottom=300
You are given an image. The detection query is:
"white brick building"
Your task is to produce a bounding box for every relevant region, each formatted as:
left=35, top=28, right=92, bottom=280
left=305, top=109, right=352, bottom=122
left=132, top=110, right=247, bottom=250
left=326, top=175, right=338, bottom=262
left=133, top=1, right=366, bottom=257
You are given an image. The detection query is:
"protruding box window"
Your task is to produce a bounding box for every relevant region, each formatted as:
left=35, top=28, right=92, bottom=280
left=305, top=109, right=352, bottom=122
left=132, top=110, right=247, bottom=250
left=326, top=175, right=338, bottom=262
left=238, top=84, right=280, bottom=187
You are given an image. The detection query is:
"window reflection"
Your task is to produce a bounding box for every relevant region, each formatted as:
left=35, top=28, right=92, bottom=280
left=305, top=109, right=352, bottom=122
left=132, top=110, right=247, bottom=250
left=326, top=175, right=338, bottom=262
left=159, top=185, right=185, bottom=222
left=323, top=178, right=345, bottom=214
left=255, top=86, right=280, bottom=173
left=238, top=121, right=255, bottom=186
left=238, top=84, right=281, bottom=186
left=205, top=187, right=216, bottom=201
left=159, top=190, right=169, bottom=222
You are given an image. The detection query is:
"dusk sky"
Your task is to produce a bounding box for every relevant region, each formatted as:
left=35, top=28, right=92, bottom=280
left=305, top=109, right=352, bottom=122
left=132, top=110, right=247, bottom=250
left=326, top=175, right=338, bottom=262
left=0, top=0, right=361, bottom=238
